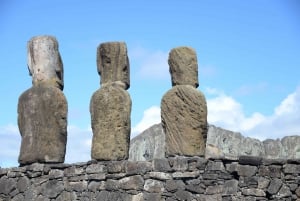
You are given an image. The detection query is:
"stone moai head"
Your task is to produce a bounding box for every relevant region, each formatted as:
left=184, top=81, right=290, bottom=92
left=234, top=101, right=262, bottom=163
left=27, top=35, right=64, bottom=90
left=168, top=47, right=199, bottom=88
left=97, top=42, right=130, bottom=90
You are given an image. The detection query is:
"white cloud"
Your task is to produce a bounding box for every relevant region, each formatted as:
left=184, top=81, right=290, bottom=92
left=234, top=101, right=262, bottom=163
left=65, top=125, right=92, bottom=164
left=129, top=46, right=169, bottom=79
left=131, top=106, right=161, bottom=138
left=206, top=87, right=300, bottom=140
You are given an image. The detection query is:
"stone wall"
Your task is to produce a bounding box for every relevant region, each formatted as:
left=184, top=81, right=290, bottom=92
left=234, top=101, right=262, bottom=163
left=1, top=156, right=300, bottom=200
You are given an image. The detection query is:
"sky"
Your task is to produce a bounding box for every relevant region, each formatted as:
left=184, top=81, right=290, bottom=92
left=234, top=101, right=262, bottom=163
left=0, top=0, right=299, bottom=168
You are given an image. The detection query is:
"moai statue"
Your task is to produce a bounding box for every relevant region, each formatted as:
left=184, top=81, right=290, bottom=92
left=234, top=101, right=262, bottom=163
left=18, top=36, right=67, bottom=165
left=90, top=42, right=131, bottom=160
left=161, top=47, right=208, bottom=157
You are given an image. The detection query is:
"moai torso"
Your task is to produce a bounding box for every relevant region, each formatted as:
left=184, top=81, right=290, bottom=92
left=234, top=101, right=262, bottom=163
left=90, top=42, right=131, bottom=160
left=18, top=36, right=67, bottom=165
left=161, top=47, right=208, bottom=157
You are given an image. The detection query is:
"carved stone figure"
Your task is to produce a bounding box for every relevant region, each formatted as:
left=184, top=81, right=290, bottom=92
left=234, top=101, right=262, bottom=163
left=161, top=47, right=208, bottom=157
left=18, top=36, right=67, bottom=165
left=90, top=42, right=131, bottom=160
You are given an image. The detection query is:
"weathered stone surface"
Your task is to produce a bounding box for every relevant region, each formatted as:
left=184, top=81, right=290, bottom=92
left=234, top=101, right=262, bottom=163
left=27, top=36, right=64, bottom=89
left=1, top=158, right=300, bottom=200
left=162, top=85, right=207, bottom=156
left=91, top=41, right=131, bottom=161
left=18, top=36, right=67, bottom=165
left=161, top=46, right=207, bottom=157
left=41, top=180, right=64, bottom=198
left=125, top=161, right=152, bottom=176
left=97, top=42, right=130, bottom=89
left=118, top=175, right=144, bottom=190
left=281, top=136, right=300, bottom=159
left=168, top=47, right=198, bottom=87
left=206, top=125, right=265, bottom=160
left=152, top=158, right=171, bottom=172
left=267, top=178, right=283, bottom=195
left=129, top=123, right=300, bottom=161
left=18, top=86, right=67, bottom=164
left=242, top=188, right=266, bottom=197
left=129, top=124, right=165, bottom=161
left=90, top=85, right=131, bottom=160
left=144, top=179, right=164, bottom=193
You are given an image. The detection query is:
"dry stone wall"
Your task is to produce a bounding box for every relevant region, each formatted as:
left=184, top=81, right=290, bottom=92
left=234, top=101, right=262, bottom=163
left=1, top=156, right=300, bottom=200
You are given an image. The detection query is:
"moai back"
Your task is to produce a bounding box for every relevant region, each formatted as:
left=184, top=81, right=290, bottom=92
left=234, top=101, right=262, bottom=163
left=161, top=47, right=208, bottom=157
left=18, top=36, right=67, bottom=165
left=90, top=42, right=131, bottom=160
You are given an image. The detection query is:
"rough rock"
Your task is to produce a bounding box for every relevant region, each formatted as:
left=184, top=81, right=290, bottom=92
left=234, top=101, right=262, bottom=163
left=18, top=36, right=67, bottom=165
left=168, top=46, right=199, bottom=87
left=90, top=85, right=131, bottom=160
left=206, top=125, right=265, bottom=159
left=27, top=35, right=64, bottom=90
left=129, top=123, right=300, bottom=161
left=161, top=85, right=207, bottom=156
left=129, top=124, right=165, bottom=161
left=91, top=41, right=131, bottom=161
left=97, top=42, right=130, bottom=90
left=161, top=46, right=207, bottom=157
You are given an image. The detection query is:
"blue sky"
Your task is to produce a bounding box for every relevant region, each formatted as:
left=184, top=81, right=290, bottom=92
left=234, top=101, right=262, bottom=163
left=0, top=0, right=299, bottom=167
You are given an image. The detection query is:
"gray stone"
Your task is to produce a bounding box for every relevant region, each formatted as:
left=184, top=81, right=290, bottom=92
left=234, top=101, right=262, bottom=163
left=129, top=124, right=165, bottom=161
left=90, top=86, right=131, bottom=160
left=206, top=185, right=224, bottom=194
left=281, top=136, right=300, bottom=159
left=172, top=171, right=200, bottom=179
left=257, top=177, right=270, bottom=189
left=239, top=155, right=262, bottom=166
left=49, top=169, right=64, bottom=179
left=168, top=46, right=199, bottom=87
left=152, top=158, right=171, bottom=172
left=237, top=165, right=257, bottom=177
left=165, top=180, right=179, bottom=192
left=88, top=181, right=101, bottom=192
left=118, top=175, right=144, bottom=190
left=197, top=194, right=222, bottom=201
left=276, top=184, right=292, bottom=198
left=174, top=190, right=192, bottom=201
left=223, top=179, right=238, bottom=195
left=295, top=186, right=300, bottom=197
left=86, top=163, right=106, bottom=174
left=107, top=161, right=125, bottom=173
left=97, top=42, right=130, bottom=89
left=67, top=181, right=88, bottom=192
left=263, top=139, right=285, bottom=159
left=125, top=161, right=152, bottom=176
left=148, top=172, right=172, bottom=180
left=0, top=176, right=16, bottom=194
left=206, top=125, right=265, bottom=160
left=242, top=188, right=266, bottom=197
left=206, top=160, right=225, bottom=171
left=17, top=176, right=30, bottom=192
left=144, top=179, right=164, bottom=193
left=171, top=156, right=189, bottom=171
left=267, top=178, right=283, bottom=195
left=41, top=180, right=64, bottom=198
left=162, top=86, right=207, bottom=157
left=11, top=194, right=24, bottom=201
left=284, top=164, right=300, bottom=174
left=27, top=35, right=64, bottom=89
left=258, top=165, right=281, bottom=178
